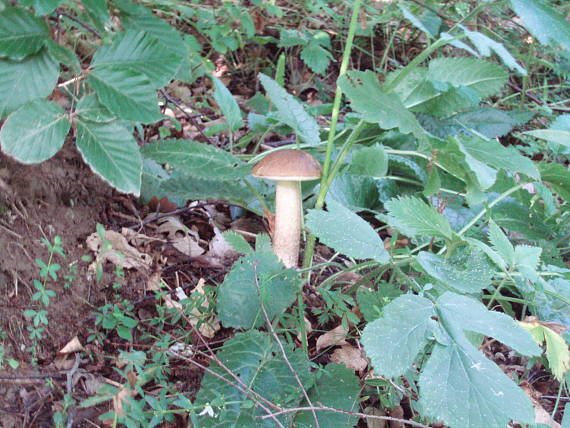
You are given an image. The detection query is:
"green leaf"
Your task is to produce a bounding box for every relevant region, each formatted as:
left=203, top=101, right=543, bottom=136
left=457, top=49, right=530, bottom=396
left=120, top=9, right=187, bottom=58
left=19, top=0, right=63, bottom=16
left=300, top=40, right=332, bottom=75
left=348, top=144, right=388, bottom=178
left=514, top=244, right=542, bottom=282
left=0, top=7, right=49, bottom=60
left=258, top=73, right=321, bottom=145
left=362, top=294, right=435, bottom=377
left=464, top=29, right=526, bottom=75
left=295, top=364, right=360, bottom=427
left=339, top=70, right=425, bottom=139
left=159, top=174, right=253, bottom=203
left=327, top=174, right=380, bottom=211
left=357, top=284, right=403, bottom=322
left=419, top=292, right=541, bottom=428
left=221, top=231, right=254, bottom=255
left=510, top=0, right=570, bottom=51
left=0, top=49, right=59, bottom=118
left=0, top=100, right=70, bottom=163
left=428, top=57, right=509, bottom=98
left=383, top=196, right=453, bottom=240
left=539, top=161, right=570, bottom=201
left=141, top=139, right=250, bottom=180
left=211, top=76, right=244, bottom=132
left=216, top=239, right=298, bottom=329
left=417, top=246, right=494, bottom=294
left=488, top=220, right=515, bottom=267
left=400, top=5, right=441, bottom=38
left=457, top=135, right=540, bottom=181
left=92, top=30, right=182, bottom=88
left=195, top=330, right=312, bottom=427
left=520, top=319, right=570, bottom=381
left=76, top=94, right=115, bottom=123
left=525, top=129, right=570, bottom=147
left=88, top=66, right=163, bottom=124
left=75, top=119, right=142, bottom=195
left=306, top=199, right=390, bottom=263
left=453, top=108, right=519, bottom=138
left=45, top=39, right=80, bottom=72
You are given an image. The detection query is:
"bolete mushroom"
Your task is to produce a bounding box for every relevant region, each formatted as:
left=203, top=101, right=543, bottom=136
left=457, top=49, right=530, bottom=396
left=252, top=149, right=322, bottom=268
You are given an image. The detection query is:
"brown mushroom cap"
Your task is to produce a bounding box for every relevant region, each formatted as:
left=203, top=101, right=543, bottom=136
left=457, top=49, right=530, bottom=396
left=252, top=149, right=322, bottom=181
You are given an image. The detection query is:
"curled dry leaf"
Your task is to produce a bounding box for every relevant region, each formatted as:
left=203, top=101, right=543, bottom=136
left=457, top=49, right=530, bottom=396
left=331, top=344, right=368, bottom=371
left=316, top=324, right=348, bottom=352
left=86, top=229, right=152, bottom=271
left=58, top=336, right=84, bottom=355
left=156, top=216, right=205, bottom=257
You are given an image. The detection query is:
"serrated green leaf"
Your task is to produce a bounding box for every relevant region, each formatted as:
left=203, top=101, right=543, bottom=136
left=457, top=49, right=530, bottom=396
left=306, top=199, right=389, bottom=264
left=357, top=285, right=403, bottom=322
left=81, top=0, right=110, bottom=31
left=464, top=29, right=526, bottom=75
left=217, top=242, right=298, bottom=329
left=539, top=161, right=570, bottom=201
left=76, top=94, right=115, bottom=123
left=300, top=40, right=332, bottom=75
left=348, top=144, right=388, bottom=178
left=419, top=292, right=541, bottom=428
left=520, top=319, right=570, bottom=381
left=457, top=135, right=539, bottom=180
left=417, top=246, right=494, bottom=294
left=141, top=139, right=250, bottom=180
left=195, top=330, right=312, bottom=428
left=159, top=174, right=253, bottom=203
left=0, top=99, right=70, bottom=163
left=383, top=196, right=453, bottom=240
left=488, top=220, right=515, bottom=267
left=75, top=119, right=142, bottom=195
left=121, top=9, right=187, bottom=58
left=362, top=294, right=434, bottom=377
left=88, top=66, right=163, bottom=124
left=428, top=57, right=509, bottom=98
left=0, top=49, right=59, bottom=118
left=295, top=364, right=360, bottom=428
left=400, top=5, right=441, bottom=38
left=0, top=7, right=48, bottom=60
left=221, top=231, right=253, bottom=255
left=211, top=76, right=243, bottom=132
left=92, top=31, right=182, bottom=88
left=510, top=0, right=570, bottom=51
left=463, top=237, right=506, bottom=271
left=339, top=70, right=425, bottom=139
left=278, top=28, right=307, bottom=47
left=514, top=244, right=542, bottom=282
left=258, top=73, right=320, bottom=145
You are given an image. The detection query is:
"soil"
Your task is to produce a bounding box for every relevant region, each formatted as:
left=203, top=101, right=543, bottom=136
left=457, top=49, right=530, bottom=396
left=0, top=143, right=116, bottom=426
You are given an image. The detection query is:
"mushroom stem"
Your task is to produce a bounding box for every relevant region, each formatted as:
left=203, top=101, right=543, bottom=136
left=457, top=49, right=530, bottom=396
left=273, top=180, right=302, bottom=268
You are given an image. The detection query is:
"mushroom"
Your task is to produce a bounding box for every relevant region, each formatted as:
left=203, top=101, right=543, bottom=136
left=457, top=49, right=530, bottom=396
left=252, top=149, right=322, bottom=268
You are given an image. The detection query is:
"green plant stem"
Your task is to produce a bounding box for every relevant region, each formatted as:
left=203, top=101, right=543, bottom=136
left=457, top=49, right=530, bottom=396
left=486, top=271, right=512, bottom=309
left=302, top=0, right=362, bottom=270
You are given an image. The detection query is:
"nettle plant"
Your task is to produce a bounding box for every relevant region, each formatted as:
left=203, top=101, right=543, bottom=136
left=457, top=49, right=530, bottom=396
left=2, top=0, right=570, bottom=427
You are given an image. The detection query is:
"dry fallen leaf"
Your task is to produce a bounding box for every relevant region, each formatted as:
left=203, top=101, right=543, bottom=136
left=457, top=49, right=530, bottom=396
left=86, top=230, right=152, bottom=271
left=156, top=216, right=205, bottom=257
left=331, top=345, right=368, bottom=371
left=316, top=324, right=348, bottom=352
left=58, top=336, right=84, bottom=354
left=522, top=384, right=561, bottom=428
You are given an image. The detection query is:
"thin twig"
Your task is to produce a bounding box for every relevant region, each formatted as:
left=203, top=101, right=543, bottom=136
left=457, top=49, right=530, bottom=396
left=130, top=200, right=243, bottom=229
left=159, top=89, right=215, bottom=145
left=55, top=9, right=101, bottom=38
left=253, top=266, right=320, bottom=428
left=168, top=351, right=286, bottom=428
left=261, top=405, right=432, bottom=428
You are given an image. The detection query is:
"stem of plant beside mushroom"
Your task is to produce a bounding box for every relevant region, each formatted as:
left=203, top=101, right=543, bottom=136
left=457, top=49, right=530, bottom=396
left=252, top=149, right=322, bottom=268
